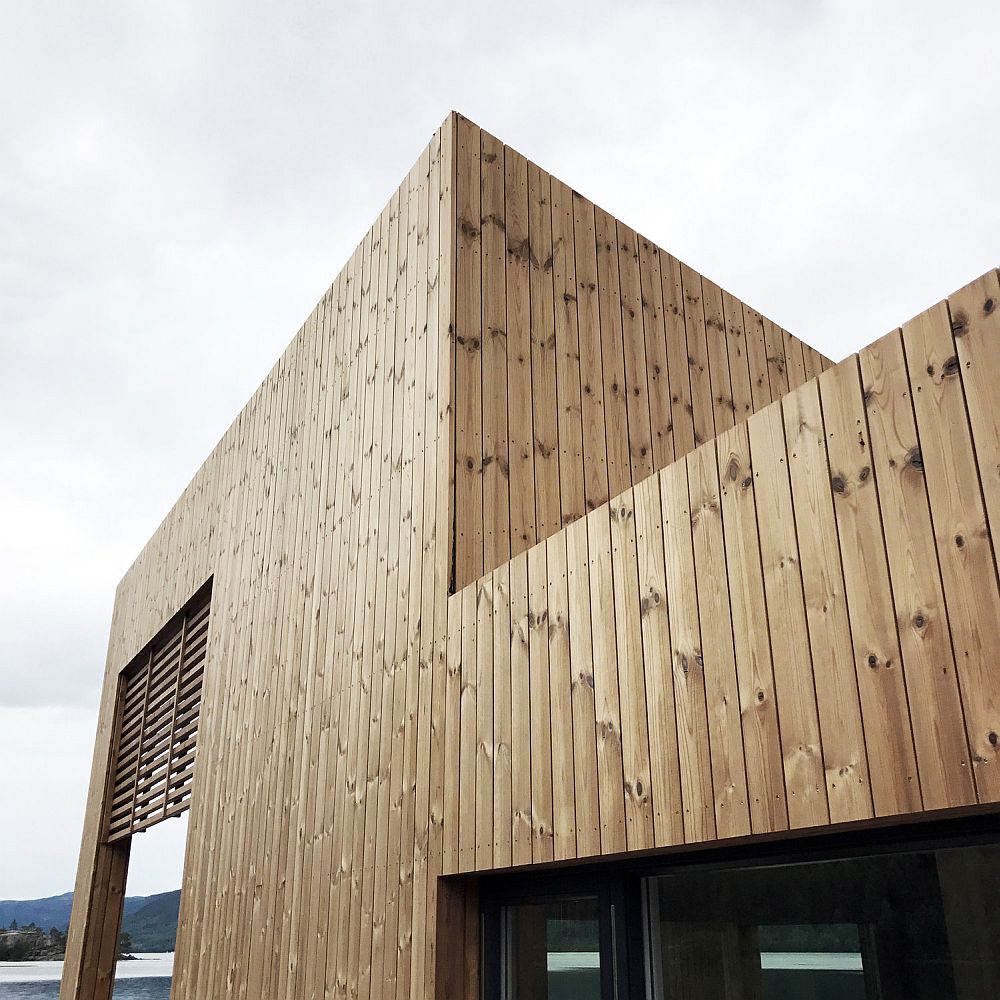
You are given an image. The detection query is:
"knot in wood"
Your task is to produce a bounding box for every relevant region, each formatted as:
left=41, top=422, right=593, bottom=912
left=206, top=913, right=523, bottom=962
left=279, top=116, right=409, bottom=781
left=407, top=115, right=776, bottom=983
left=831, top=475, right=847, bottom=495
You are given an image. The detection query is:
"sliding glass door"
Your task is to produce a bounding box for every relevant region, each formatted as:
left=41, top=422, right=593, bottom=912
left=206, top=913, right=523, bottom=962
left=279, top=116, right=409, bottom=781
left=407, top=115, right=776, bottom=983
left=642, top=843, right=1000, bottom=1000
left=480, top=831, right=1000, bottom=1000
left=481, top=874, right=630, bottom=1000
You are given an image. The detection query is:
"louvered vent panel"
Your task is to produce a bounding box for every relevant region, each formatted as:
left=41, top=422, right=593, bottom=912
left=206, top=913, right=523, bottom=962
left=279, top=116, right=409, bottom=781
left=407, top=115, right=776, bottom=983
left=106, top=585, right=211, bottom=842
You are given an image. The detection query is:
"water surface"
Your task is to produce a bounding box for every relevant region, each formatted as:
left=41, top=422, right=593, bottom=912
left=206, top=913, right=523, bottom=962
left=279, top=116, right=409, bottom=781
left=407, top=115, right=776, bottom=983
left=0, top=953, right=172, bottom=998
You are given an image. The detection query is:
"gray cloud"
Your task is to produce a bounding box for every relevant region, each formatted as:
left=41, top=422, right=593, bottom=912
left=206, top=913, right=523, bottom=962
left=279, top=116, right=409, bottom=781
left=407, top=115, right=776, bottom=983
left=1, top=0, right=997, bottom=894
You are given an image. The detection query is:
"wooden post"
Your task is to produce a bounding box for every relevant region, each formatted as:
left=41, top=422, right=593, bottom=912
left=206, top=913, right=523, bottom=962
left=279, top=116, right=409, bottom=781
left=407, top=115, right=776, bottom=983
left=61, top=647, right=130, bottom=1000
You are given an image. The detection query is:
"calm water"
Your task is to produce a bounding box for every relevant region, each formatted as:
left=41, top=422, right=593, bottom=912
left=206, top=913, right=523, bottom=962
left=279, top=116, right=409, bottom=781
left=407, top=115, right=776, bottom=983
left=0, top=954, right=172, bottom=998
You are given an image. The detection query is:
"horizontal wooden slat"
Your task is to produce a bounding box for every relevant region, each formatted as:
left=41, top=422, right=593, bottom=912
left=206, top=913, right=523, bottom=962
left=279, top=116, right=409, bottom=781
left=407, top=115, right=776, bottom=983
left=105, top=588, right=210, bottom=842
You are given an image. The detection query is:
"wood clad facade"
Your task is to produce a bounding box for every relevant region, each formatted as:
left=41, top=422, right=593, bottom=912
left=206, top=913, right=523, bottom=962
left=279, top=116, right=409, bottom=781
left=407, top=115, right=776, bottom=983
left=63, top=113, right=1000, bottom=1000
left=451, top=118, right=831, bottom=592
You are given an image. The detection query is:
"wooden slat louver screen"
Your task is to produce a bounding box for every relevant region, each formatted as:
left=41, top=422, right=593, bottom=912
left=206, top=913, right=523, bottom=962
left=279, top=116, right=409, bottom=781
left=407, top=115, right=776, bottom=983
left=106, top=585, right=211, bottom=842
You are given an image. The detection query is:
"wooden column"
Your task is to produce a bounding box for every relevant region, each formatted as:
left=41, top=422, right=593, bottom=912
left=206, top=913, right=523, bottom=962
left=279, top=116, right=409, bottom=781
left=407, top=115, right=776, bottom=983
left=61, top=649, right=130, bottom=1000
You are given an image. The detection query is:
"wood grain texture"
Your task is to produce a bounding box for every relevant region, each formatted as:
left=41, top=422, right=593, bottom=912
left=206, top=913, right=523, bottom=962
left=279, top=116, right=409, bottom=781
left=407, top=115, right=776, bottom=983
left=64, top=110, right=997, bottom=1000
left=451, top=120, right=832, bottom=592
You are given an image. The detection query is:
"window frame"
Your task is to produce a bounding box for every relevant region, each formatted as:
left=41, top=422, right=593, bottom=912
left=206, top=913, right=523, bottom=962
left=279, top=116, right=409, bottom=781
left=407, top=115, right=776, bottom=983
left=478, top=809, right=1000, bottom=1000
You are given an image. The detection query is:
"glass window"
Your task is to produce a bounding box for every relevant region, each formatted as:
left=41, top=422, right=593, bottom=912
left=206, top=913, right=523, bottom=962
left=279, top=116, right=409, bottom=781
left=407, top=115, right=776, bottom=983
left=502, top=896, right=602, bottom=1000
left=643, top=843, right=1000, bottom=1000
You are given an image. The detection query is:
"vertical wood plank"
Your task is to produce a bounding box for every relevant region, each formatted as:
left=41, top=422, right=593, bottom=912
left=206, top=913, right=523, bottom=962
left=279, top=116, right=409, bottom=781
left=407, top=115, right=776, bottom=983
left=742, top=304, right=771, bottom=412
left=687, top=444, right=752, bottom=838
left=763, top=317, right=789, bottom=398
left=723, top=290, right=754, bottom=425
left=442, top=598, right=462, bottom=874
left=618, top=223, right=655, bottom=484
left=506, top=146, right=537, bottom=558
left=819, top=359, right=922, bottom=816
left=783, top=325, right=807, bottom=391
left=458, top=584, right=478, bottom=872
left=638, top=237, right=674, bottom=469
left=748, top=403, right=829, bottom=829
left=574, top=194, right=609, bottom=512
left=595, top=206, right=632, bottom=499
left=545, top=532, right=578, bottom=860
left=859, top=331, right=974, bottom=809
left=479, top=129, right=510, bottom=577
left=475, top=577, right=494, bottom=870
left=609, top=488, right=655, bottom=850
left=586, top=507, right=627, bottom=854
left=632, top=475, right=685, bottom=847
left=527, top=543, right=555, bottom=862
left=660, top=461, right=716, bottom=843
left=662, top=254, right=695, bottom=458
left=702, top=277, right=736, bottom=435
left=782, top=379, right=874, bottom=824
left=509, top=551, right=533, bottom=865
left=716, top=423, right=788, bottom=834
left=680, top=264, right=715, bottom=449
left=491, top=565, right=513, bottom=869
left=951, top=272, right=1000, bottom=538
left=550, top=178, right=586, bottom=526
left=565, top=518, right=601, bottom=858
left=454, top=116, right=484, bottom=587
left=903, top=299, right=1000, bottom=800
left=528, top=162, right=562, bottom=542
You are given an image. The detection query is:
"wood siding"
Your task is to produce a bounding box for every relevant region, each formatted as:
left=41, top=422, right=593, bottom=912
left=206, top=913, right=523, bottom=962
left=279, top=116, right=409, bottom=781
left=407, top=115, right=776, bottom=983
left=63, top=111, right=1000, bottom=1000
left=451, top=119, right=832, bottom=592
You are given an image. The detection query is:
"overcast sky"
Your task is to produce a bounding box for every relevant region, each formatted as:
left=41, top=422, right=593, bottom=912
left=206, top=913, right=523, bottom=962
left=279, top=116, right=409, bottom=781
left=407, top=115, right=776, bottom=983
left=1, top=0, right=997, bottom=902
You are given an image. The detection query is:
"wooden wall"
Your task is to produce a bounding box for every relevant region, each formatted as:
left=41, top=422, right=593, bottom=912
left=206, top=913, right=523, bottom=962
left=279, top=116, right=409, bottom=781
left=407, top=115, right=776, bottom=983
left=64, top=117, right=457, bottom=1000
left=443, top=269, right=1000, bottom=886
left=63, top=107, right=1000, bottom=1000
left=452, top=116, right=832, bottom=592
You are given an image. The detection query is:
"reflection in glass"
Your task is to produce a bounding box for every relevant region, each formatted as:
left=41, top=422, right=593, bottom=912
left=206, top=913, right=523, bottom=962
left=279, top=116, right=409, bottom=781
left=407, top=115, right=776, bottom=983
left=503, top=896, right=601, bottom=1000
left=644, top=843, right=1000, bottom=1000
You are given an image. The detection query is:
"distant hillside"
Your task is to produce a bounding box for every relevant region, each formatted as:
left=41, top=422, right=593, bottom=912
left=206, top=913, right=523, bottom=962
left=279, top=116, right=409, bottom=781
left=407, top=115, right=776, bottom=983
left=0, top=892, right=77, bottom=934
left=122, top=891, right=181, bottom=952
left=0, top=889, right=180, bottom=951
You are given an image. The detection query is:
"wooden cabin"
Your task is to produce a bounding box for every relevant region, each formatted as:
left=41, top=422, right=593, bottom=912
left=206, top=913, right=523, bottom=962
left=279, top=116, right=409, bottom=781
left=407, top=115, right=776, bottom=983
left=62, top=112, right=1000, bottom=1000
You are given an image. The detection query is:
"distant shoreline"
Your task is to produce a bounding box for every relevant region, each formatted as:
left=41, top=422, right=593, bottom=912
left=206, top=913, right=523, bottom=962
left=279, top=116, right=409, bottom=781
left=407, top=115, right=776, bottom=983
left=0, top=952, right=174, bottom=984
